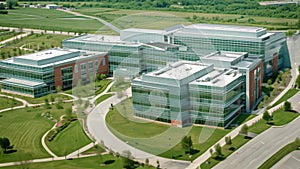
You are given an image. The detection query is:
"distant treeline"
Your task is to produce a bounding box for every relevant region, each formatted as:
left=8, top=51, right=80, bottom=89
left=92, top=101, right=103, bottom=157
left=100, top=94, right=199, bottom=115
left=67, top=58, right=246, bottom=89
left=20, top=0, right=300, bottom=19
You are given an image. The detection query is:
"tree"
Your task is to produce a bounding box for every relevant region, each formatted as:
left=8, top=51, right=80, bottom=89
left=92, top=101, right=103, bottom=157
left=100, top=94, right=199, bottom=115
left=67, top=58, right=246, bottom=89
left=225, top=136, right=232, bottom=145
left=6, top=0, right=18, bottom=9
left=284, top=101, right=292, bottom=111
left=214, top=143, right=222, bottom=157
left=65, top=108, right=72, bottom=120
left=181, top=136, right=193, bottom=154
left=145, top=158, right=149, bottom=166
left=263, top=111, right=272, bottom=122
left=50, top=95, right=55, bottom=104
left=0, top=137, right=11, bottom=153
left=240, top=124, right=249, bottom=136
left=122, top=150, right=134, bottom=169
left=56, top=86, right=62, bottom=93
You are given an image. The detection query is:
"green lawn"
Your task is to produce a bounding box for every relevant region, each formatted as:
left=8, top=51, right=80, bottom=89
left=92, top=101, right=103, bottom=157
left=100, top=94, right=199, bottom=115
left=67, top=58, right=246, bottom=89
left=106, top=98, right=230, bottom=161
left=0, top=30, right=22, bottom=41
left=77, top=8, right=297, bottom=30
left=258, top=138, right=300, bottom=169
left=0, top=103, right=72, bottom=163
left=95, top=94, right=113, bottom=105
left=46, top=121, right=91, bottom=157
left=200, top=135, right=251, bottom=169
left=273, top=88, right=299, bottom=106
left=66, top=79, right=112, bottom=97
left=0, top=96, right=22, bottom=110
left=1, top=155, right=155, bottom=169
left=272, top=108, right=299, bottom=126
left=248, top=119, right=271, bottom=134
left=231, top=114, right=257, bottom=125
left=0, top=92, right=73, bottom=104
left=0, top=8, right=103, bottom=33
left=0, top=33, right=71, bottom=59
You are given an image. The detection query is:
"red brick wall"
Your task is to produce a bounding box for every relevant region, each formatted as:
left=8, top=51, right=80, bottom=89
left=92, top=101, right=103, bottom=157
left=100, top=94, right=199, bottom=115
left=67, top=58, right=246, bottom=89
left=272, top=53, right=278, bottom=74
left=54, top=54, right=109, bottom=89
left=248, top=61, right=263, bottom=110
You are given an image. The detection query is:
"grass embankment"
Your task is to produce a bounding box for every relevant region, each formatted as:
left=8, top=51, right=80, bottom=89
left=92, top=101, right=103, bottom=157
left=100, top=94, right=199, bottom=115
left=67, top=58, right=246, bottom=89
left=0, top=8, right=103, bottom=33
left=0, top=30, right=23, bottom=42
left=0, top=96, right=22, bottom=110
left=0, top=33, right=71, bottom=59
left=0, top=155, right=155, bottom=169
left=95, top=94, right=113, bottom=105
left=46, top=121, right=91, bottom=156
left=65, top=79, right=112, bottom=97
left=0, top=103, right=72, bottom=163
left=0, top=92, right=72, bottom=104
left=106, top=99, right=230, bottom=161
left=258, top=138, right=300, bottom=169
left=273, top=88, right=299, bottom=106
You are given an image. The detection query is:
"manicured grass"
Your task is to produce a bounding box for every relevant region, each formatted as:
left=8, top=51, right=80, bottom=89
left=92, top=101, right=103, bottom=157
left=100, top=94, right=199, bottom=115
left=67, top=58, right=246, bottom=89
left=0, top=103, right=72, bottom=163
left=271, top=108, right=299, bottom=126
left=258, top=138, right=300, bottom=169
left=95, top=94, right=113, bottom=105
left=46, top=120, right=91, bottom=157
left=273, top=88, right=299, bottom=106
left=0, top=8, right=103, bottom=33
left=1, top=154, right=155, bottom=169
left=77, top=8, right=297, bottom=30
left=248, top=119, right=271, bottom=134
left=0, top=96, right=22, bottom=109
left=0, top=92, right=73, bottom=104
left=106, top=98, right=230, bottom=161
left=65, top=79, right=112, bottom=97
left=0, top=30, right=22, bottom=41
left=200, top=135, right=251, bottom=169
left=0, top=33, right=71, bottom=59
left=231, top=114, right=257, bottom=125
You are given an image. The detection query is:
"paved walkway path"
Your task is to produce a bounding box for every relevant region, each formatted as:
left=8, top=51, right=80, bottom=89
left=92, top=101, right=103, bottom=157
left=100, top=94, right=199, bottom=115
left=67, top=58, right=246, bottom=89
left=0, top=32, right=30, bottom=45
left=87, top=87, right=190, bottom=169
left=60, top=10, right=120, bottom=33
left=0, top=26, right=78, bottom=36
left=41, top=124, right=59, bottom=158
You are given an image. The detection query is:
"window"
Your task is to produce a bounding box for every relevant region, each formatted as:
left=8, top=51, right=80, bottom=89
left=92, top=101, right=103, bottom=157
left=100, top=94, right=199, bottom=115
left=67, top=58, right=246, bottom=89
left=102, top=58, right=106, bottom=66
left=75, top=64, right=78, bottom=73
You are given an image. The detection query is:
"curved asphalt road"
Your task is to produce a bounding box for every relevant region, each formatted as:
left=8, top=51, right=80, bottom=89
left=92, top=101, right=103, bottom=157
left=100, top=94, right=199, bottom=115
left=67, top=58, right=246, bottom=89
left=86, top=88, right=190, bottom=169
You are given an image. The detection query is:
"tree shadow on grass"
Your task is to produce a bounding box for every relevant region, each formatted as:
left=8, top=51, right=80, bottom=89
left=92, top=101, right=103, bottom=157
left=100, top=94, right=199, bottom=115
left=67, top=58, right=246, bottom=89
left=103, top=160, right=115, bottom=165
left=4, top=149, right=17, bottom=154
left=190, top=149, right=200, bottom=155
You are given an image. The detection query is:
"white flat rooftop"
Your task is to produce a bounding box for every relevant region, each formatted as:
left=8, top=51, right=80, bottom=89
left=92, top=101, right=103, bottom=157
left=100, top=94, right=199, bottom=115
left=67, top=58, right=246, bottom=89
left=191, top=69, right=242, bottom=87
left=203, top=51, right=247, bottom=62
left=2, top=78, right=46, bottom=87
left=122, top=28, right=166, bottom=34
left=186, top=24, right=265, bottom=33
left=148, top=61, right=209, bottom=80
left=17, top=49, right=72, bottom=61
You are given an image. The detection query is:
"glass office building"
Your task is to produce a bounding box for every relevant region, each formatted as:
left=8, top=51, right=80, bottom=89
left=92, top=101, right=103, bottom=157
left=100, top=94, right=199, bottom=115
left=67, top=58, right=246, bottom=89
left=0, top=48, right=108, bottom=97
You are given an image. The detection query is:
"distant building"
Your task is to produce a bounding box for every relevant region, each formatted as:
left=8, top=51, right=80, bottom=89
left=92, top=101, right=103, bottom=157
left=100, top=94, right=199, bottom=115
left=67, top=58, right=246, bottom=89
left=46, top=4, right=58, bottom=9
left=0, top=48, right=108, bottom=97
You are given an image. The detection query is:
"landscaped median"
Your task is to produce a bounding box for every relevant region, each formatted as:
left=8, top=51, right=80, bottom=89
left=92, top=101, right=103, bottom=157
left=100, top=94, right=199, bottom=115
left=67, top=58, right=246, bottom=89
left=200, top=108, right=299, bottom=169
left=258, top=138, right=300, bottom=169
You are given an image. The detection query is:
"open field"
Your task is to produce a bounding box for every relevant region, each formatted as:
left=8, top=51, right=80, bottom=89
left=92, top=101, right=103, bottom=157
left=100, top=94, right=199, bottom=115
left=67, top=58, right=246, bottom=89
left=0, top=8, right=103, bottom=33
left=0, top=103, right=72, bottom=163
left=46, top=121, right=91, bottom=157
left=0, top=33, right=71, bottom=59
left=272, top=109, right=299, bottom=126
left=106, top=99, right=230, bottom=161
left=76, top=8, right=297, bottom=30
left=0, top=96, right=22, bottom=110
left=0, top=155, right=155, bottom=169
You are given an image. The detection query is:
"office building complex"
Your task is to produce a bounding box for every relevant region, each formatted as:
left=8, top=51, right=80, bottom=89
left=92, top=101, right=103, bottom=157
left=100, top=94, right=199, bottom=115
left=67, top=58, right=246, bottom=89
left=132, top=51, right=262, bottom=127
left=0, top=48, right=108, bottom=97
